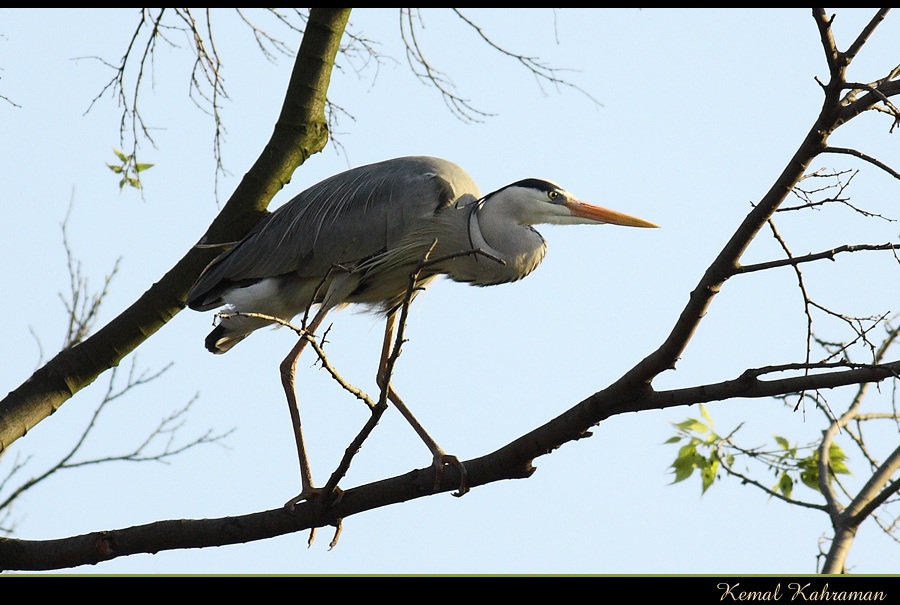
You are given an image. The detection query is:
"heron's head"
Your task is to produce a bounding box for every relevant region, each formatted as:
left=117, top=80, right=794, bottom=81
left=487, top=178, right=659, bottom=228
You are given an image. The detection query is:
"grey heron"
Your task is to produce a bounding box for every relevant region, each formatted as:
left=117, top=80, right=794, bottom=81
left=187, top=155, right=657, bottom=506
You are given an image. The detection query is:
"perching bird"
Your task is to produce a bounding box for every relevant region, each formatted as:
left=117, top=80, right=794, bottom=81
left=187, top=155, right=657, bottom=505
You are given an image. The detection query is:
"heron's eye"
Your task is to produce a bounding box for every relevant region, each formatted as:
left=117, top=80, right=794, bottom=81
left=547, top=190, right=559, bottom=201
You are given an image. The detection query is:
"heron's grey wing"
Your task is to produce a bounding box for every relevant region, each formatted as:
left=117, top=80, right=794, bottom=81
left=186, top=156, right=479, bottom=309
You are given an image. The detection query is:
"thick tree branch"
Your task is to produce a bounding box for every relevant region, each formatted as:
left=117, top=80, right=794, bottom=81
left=843, top=445, right=900, bottom=527
left=4, top=353, right=900, bottom=570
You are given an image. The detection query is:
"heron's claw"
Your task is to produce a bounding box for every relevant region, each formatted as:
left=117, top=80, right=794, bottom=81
left=433, top=453, right=469, bottom=497
left=329, top=518, right=344, bottom=550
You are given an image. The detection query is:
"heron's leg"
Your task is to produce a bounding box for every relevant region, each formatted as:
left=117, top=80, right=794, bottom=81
left=280, top=307, right=329, bottom=510
left=377, top=312, right=469, bottom=497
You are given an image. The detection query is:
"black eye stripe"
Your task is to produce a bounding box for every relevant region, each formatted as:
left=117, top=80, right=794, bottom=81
left=482, top=178, right=565, bottom=203
left=508, top=178, right=558, bottom=193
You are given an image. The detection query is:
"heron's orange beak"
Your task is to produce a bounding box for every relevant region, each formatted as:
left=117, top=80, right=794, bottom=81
left=566, top=199, right=659, bottom=228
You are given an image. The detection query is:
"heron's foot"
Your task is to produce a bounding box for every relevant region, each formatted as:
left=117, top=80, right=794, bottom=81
left=433, top=453, right=469, bottom=497
left=284, top=485, right=344, bottom=512
left=284, top=486, right=322, bottom=512
left=283, top=486, right=344, bottom=549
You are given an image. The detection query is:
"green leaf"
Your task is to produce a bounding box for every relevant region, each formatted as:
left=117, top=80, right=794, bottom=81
left=828, top=443, right=851, bottom=476
left=799, top=457, right=820, bottom=491
left=676, top=442, right=698, bottom=459
left=795, top=444, right=852, bottom=493
left=135, top=163, right=154, bottom=172
left=662, top=436, right=682, bottom=445
left=670, top=442, right=700, bottom=483
left=670, top=457, right=696, bottom=483
left=700, top=458, right=719, bottom=494
left=777, top=472, right=794, bottom=499
left=113, top=147, right=129, bottom=162
left=699, top=403, right=714, bottom=426
left=675, top=418, right=708, bottom=433
left=774, top=435, right=791, bottom=451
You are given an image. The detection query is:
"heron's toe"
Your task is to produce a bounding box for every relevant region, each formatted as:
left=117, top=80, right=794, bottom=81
left=284, top=487, right=322, bottom=512
left=433, top=453, right=469, bottom=497
left=285, top=485, right=345, bottom=510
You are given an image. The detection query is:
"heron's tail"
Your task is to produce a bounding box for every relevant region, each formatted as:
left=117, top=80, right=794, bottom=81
left=204, top=325, right=250, bottom=354
left=204, top=312, right=273, bottom=354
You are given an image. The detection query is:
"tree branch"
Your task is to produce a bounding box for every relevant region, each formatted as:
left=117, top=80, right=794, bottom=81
left=823, top=147, right=900, bottom=181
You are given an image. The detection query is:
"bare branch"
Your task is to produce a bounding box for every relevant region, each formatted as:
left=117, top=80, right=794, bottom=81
left=218, top=311, right=374, bottom=410
left=650, top=361, right=900, bottom=411
left=0, top=358, right=231, bottom=518
left=735, top=243, right=900, bottom=275
left=813, top=9, right=843, bottom=80
left=765, top=218, right=815, bottom=396
left=84, top=9, right=315, bottom=196
left=0, top=63, right=22, bottom=108
left=398, top=8, right=599, bottom=123
left=399, top=8, right=491, bottom=123
left=843, top=9, right=892, bottom=63
left=779, top=170, right=894, bottom=220
left=235, top=8, right=307, bottom=60
left=823, top=146, right=900, bottom=181
left=450, top=9, right=600, bottom=106
left=58, top=206, right=121, bottom=349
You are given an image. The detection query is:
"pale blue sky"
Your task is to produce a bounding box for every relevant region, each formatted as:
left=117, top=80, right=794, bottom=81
left=2, top=9, right=898, bottom=574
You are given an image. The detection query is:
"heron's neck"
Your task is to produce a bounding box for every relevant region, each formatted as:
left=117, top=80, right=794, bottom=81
left=451, top=198, right=547, bottom=285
